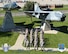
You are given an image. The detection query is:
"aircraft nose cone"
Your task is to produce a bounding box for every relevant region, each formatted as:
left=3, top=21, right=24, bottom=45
left=61, top=14, right=66, bottom=22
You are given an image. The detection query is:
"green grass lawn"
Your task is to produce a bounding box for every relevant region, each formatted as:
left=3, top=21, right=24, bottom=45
left=0, top=16, right=19, bottom=46
left=0, top=16, right=40, bottom=47
left=53, top=5, right=68, bottom=10
left=0, top=16, right=40, bottom=26
left=0, top=14, right=68, bottom=48
left=0, top=16, right=19, bottom=47
left=53, top=7, right=68, bottom=10
left=0, top=50, right=68, bottom=54
left=0, top=13, right=68, bottom=54
left=13, top=16, right=41, bottom=28
left=44, top=32, right=68, bottom=48
left=0, top=9, right=21, bottom=13
left=43, top=14, right=68, bottom=48
left=0, top=32, right=19, bottom=47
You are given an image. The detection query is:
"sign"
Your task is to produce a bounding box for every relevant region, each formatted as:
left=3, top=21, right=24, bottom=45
left=58, top=44, right=65, bottom=52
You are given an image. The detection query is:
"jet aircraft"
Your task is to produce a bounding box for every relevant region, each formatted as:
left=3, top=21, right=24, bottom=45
left=24, top=3, right=66, bottom=31
left=3, top=1, right=21, bottom=10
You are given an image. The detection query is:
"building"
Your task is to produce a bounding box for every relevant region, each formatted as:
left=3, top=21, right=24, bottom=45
left=0, top=0, right=68, bottom=8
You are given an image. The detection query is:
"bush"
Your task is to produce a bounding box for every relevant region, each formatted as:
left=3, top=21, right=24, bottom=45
left=23, top=1, right=35, bottom=11
left=23, top=1, right=35, bottom=18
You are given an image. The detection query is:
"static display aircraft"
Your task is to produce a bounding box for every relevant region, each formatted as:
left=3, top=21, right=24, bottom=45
left=1, top=1, right=21, bottom=32
left=24, top=3, right=66, bottom=31
left=3, top=2, right=21, bottom=10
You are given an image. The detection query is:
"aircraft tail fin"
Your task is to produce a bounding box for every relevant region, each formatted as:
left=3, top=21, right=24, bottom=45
left=34, top=3, right=42, bottom=12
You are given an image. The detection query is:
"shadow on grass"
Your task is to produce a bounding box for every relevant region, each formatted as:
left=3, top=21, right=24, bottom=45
left=51, top=24, right=68, bottom=34
left=44, top=38, right=50, bottom=47
left=15, top=22, right=34, bottom=29
left=15, top=22, right=25, bottom=26
left=33, top=21, right=41, bottom=23
left=0, top=32, right=12, bottom=37
left=15, top=21, right=41, bottom=29
left=57, top=26, right=68, bottom=34
left=14, top=21, right=68, bottom=34
left=12, top=50, right=30, bottom=54
left=24, top=23, right=34, bottom=29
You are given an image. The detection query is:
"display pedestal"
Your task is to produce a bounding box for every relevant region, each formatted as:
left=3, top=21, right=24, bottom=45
left=40, top=21, right=51, bottom=31
left=1, top=10, right=15, bottom=32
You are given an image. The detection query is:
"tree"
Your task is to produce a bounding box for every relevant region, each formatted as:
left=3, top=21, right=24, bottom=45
left=23, top=1, right=35, bottom=21
left=23, top=1, right=34, bottom=11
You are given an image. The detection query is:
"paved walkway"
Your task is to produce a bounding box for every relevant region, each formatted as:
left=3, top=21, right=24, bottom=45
left=9, top=33, right=68, bottom=52
left=9, top=33, right=26, bottom=50
left=44, top=30, right=58, bottom=34
left=0, top=32, right=68, bottom=52
left=0, top=47, right=2, bottom=50
left=0, top=12, right=26, bottom=17
left=3, top=32, right=59, bottom=51
left=0, top=10, right=68, bottom=17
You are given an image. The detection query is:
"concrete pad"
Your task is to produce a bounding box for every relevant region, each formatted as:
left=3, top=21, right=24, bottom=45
left=0, top=47, right=2, bottom=50
left=44, top=30, right=58, bottom=34
left=35, top=26, right=58, bottom=34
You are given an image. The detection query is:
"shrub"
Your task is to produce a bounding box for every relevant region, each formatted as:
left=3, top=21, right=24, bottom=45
left=23, top=1, right=35, bottom=11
